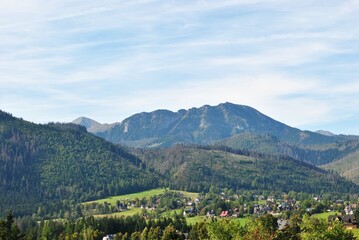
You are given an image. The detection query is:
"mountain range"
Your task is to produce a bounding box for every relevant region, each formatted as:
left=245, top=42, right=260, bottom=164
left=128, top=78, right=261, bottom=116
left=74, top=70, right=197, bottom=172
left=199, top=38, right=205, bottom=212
left=74, top=102, right=337, bottom=147
left=74, top=102, right=359, bottom=184
left=1, top=102, right=359, bottom=217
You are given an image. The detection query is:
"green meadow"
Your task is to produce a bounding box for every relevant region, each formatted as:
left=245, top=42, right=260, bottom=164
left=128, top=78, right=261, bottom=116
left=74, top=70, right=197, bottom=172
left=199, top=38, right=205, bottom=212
left=84, top=188, right=166, bottom=205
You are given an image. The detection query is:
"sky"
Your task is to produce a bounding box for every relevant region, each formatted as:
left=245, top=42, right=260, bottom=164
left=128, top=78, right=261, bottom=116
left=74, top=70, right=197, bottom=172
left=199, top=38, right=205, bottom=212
left=1, top=0, right=359, bottom=134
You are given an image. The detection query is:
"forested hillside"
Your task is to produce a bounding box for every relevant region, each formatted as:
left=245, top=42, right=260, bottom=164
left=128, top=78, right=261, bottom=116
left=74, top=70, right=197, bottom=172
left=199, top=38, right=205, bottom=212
left=218, top=132, right=359, bottom=166
left=73, top=103, right=359, bottom=169
left=0, top=110, right=161, bottom=216
left=133, top=145, right=359, bottom=194
left=322, top=149, right=359, bottom=184
left=1, top=108, right=359, bottom=218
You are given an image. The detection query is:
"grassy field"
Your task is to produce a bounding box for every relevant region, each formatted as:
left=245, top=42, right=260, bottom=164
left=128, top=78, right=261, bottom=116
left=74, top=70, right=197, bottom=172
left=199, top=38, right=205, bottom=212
left=93, top=207, right=143, bottom=218
left=82, top=188, right=249, bottom=227
left=352, top=228, right=359, bottom=238
left=186, top=215, right=207, bottom=225
left=312, top=211, right=339, bottom=221
left=84, top=188, right=199, bottom=206
left=185, top=216, right=247, bottom=226
left=84, top=188, right=251, bottom=227
left=83, top=188, right=199, bottom=219
left=84, top=188, right=166, bottom=205
left=173, top=190, right=199, bottom=199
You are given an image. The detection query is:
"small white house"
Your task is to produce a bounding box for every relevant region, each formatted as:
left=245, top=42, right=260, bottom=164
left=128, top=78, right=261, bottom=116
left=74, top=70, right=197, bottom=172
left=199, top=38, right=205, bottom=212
left=103, top=234, right=115, bottom=240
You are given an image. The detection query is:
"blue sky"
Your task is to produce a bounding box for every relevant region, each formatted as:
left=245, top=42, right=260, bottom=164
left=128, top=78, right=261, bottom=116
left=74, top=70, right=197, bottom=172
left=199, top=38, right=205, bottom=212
left=1, top=0, right=359, bottom=134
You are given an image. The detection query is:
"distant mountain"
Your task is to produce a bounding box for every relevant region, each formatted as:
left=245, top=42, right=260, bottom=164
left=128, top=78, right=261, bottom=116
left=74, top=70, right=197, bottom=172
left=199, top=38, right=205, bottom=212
left=0, top=110, right=160, bottom=216
left=133, top=145, right=359, bottom=193
left=72, top=116, right=101, bottom=130
left=316, top=130, right=336, bottom=137
left=75, top=102, right=336, bottom=147
left=72, top=117, right=117, bottom=133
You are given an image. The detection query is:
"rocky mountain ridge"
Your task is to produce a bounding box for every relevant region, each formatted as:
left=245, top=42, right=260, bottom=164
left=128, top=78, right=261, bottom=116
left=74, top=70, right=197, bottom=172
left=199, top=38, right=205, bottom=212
left=73, top=102, right=335, bottom=147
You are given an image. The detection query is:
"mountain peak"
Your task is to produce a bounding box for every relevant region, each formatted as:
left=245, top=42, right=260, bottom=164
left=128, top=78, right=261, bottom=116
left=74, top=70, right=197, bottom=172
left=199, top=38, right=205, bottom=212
left=316, top=130, right=336, bottom=136
left=72, top=117, right=118, bottom=133
left=72, top=117, right=100, bottom=129
left=92, top=102, right=335, bottom=147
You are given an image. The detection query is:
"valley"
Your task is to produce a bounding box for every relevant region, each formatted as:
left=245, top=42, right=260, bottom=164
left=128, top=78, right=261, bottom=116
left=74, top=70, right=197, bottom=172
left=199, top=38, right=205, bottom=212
left=1, top=103, right=359, bottom=239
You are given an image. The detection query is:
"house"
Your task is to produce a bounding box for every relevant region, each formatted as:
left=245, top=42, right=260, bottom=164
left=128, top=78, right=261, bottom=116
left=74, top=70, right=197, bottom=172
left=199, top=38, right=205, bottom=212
left=314, top=196, right=322, bottom=202
left=183, top=209, right=191, bottom=216
left=232, top=208, right=240, bottom=217
left=345, top=205, right=354, bottom=215
left=103, top=234, right=115, bottom=240
left=117, top=202, right=127, bottom=211
left=267, top=196, right=276, bottom=203
left=278, top=202, right=291, bottom=211
left=253, top=205, right=263, bottom=215
left=342, top=215, right=356, bottom=226
left=183, top=207, right=197, bottom=216
left=207, top=210, right=215, bottom=218
left=328, top=214, right=357, bottom=228
left=277, top=219, right=288, bottom=230
left=220, top=211, right=229, bottom=217
left=264, top=205, right=272, bottom=212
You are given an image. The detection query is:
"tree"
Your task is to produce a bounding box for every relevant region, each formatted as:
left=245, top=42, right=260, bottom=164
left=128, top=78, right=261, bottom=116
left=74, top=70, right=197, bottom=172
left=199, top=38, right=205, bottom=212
left=325, top=221, right=355, bottom=240
left=140, top=227, right=148, bottom=240
left=244, top=217, right=275, bottom=240
left=300, top=215, right=327, bottom=240
left=207, top=219, right=243, bottom=240
left=258, top=214, right=278, bottom=236
left=81, top=226, right=100, bottom=240
left=162, top=224, right=177, bottom=240
left=147, top=226, right=162, bottom=240
left=131, top=231, right=141, bottom=240
left=114, top=233, right=123, bottom=240
left=0, top=211, right=25, bottom=240
left=189, top=222, right=209, bottom=240
left=274, top=214, right=301, bottom=240
left=355, top=209, right=359, bottom=226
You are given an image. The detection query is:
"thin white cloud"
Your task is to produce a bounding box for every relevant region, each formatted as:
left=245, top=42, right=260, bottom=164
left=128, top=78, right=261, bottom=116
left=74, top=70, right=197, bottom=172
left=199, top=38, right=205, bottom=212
left=207, top=43, right=334, bottom=68
left=0, top=0, right=359, bottom=134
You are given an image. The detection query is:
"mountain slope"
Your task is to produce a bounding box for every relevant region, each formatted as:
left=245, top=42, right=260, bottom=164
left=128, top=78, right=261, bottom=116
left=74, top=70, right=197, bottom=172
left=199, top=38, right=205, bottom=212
left=0, top=110, right=160, bottom=216
left=132, top=145, right=359, bottom=193
left=77, top=103, right=335, bottom=147
left=217, top=132, right=359, bottom=166
left=321, top=150, right=359, bottom=184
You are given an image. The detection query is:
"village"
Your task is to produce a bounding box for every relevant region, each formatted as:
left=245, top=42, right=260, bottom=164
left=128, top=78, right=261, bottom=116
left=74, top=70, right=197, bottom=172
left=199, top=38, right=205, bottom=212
left=83, top=189, right=359, bottom=230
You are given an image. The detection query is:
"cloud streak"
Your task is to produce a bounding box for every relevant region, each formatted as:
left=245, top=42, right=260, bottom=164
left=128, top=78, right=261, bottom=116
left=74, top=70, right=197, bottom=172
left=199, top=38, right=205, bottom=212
left=0, top=0, right=359, bottom=134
